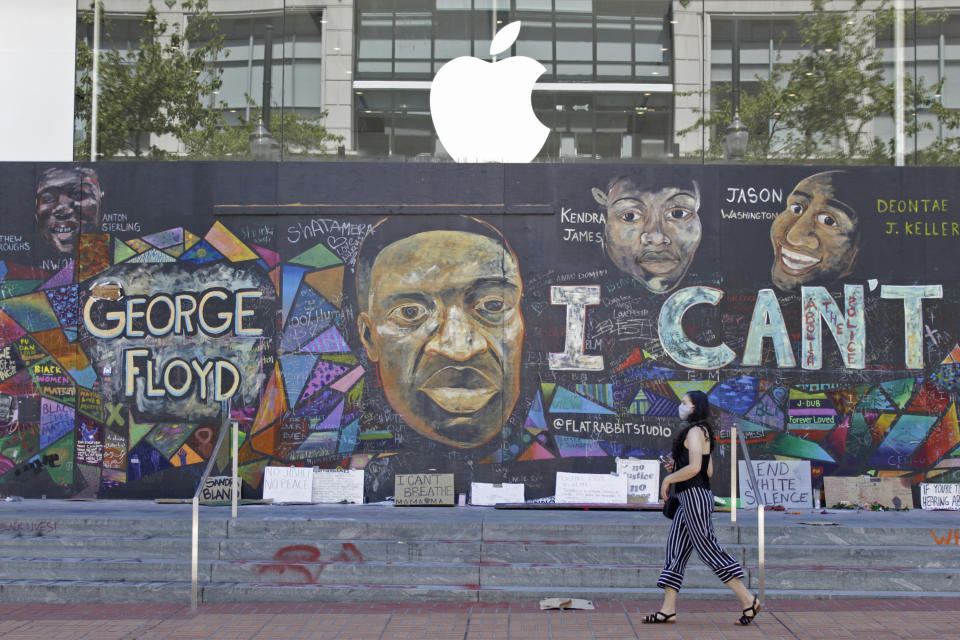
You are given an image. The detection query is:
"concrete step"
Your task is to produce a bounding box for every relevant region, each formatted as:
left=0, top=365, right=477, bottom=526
left=0, top=557, right=213, bottom=583
left=760, top=566, right=960, bottom=592
left=212, top=559, right=478, bottom=586
left=7, top=580, right=960, bottom=604
left=217, top=539, right=481, bottom=563
left=0, top=535, right=219, bottom=559
left=0, top=517, right=228, bottom=539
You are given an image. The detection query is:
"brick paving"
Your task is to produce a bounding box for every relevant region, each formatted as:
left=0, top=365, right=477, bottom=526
left=0, top=599, right=956, bottom=639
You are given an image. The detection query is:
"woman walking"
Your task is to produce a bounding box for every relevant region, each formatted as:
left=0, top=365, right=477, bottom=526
left=643, top=390, right=760, bottom=625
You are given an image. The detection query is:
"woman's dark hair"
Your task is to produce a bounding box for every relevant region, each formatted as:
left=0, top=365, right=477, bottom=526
left=673, top=390, right=714, bottom=459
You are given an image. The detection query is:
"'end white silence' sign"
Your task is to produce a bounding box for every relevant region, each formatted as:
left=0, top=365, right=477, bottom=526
left=920, top=483, right=960, bottom=510
left=739, top=460, right=812, bottom=509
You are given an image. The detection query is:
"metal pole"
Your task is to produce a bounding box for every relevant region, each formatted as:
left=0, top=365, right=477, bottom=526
left=491, top=1, right=498, bottom=62
left=190, top=496, right=199, bottom=609
left=894, top=0, right=905, bottom=166
left=730, top=426, right=737, bottom=523
left=757, top=502, right=765, bottom=603
left=731, top=18, right=740, bottom=115
left=262, top=24, right=274, bottom=130
left=231, top=421, right=238, bottom=519
left=90, top=1, right=101, bottom=162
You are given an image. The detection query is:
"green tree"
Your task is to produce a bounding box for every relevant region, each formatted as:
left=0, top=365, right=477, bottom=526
left=182, top=99, right=345, bottom=160
left=76, top=0, right=226, bottom=159
left=680, top=0, right=959, bottom=164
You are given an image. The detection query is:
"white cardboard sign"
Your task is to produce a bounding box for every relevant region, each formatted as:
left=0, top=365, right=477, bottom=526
left=470, top=482, right=525, bottom=506
left=555, top=472, right=628, bottom=504
left=615, top=458, right=660, bottom=503
left=312, top=469, right=365, bottom=504
left=739, top=460, right=812, bottom=509
left=920, top=483, right=960, bottom=510
left=262, top=466, right=313, bottom=503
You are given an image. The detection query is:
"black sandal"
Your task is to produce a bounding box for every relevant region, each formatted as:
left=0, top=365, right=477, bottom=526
left=642, top=611, right=676, bottom=624
left=738, top=597, right=761, bottom=625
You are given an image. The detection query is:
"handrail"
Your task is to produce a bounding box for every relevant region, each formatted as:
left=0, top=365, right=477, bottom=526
left=190, top=400, right=234, bottom=610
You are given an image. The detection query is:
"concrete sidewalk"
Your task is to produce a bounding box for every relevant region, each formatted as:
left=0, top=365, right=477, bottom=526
left=0, top=599, right=957, bottom=639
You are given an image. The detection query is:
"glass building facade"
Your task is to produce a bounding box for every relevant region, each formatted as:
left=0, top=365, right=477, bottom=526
left=74, top=0, right=960, bottom=164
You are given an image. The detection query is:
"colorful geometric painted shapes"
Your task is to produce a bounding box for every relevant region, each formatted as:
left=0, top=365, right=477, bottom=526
left=39, top=398, right=74, bottom=449
left=180, top=239, right=224, bottom=265
left=911, top=403, right=960, bottom=468
left=708, top=376, right=758, bottom=416
left=164, top=243, right=185, bottom=258
left=67, top=366, right=97, bottom=390
left=124, top=247, right=177, bottom=263
left=169, top=443, right=203, bottom=467
left=44, top=285, right=78, bottom=328
left=279, top=308, right=336, bottom=353
left=184, top=230, right=202, bottom=251
left=644, top=391, right=681, bottom=417
left=0, top=280, right=43, bottom=299
left=824, top=416, right=849, bottom=461
left=2, top=291, right=61, bottom=332
left=142, top=227, right=183, bottom=249
left=0, top=368, right=35, bottom=396
left=907, top=381, right=951, bottom=414
left=294, top=388, right=341, bottom=419
left=615, top=347, right=645, bottom=372
left=253, top=363, right=289, bottom=435
left=338, top=418, right=360, bottom=454
left=249, top=244, right=280, bottom=269
left=127, top=411, right=154, bottom=451
left=554, top=435, right=608, bottom=457
left=0, top=309, right=27, bottom=346
left=145, top=423, right=195, bottom=459
left=204, top=221, right=258, bottom=262
left=279, top=354, right=319, bottom=408
left=869, top=414, right=938, bottom=467
left=125, top=238, right=152, bottom=253
left=281, top=265, right=309, bottom=325
left=549, top=386, right=615, bottom=415
left=304, top=266, right=345, bottom=309
left=518, top=441, right=554, bottom=461
left=113, top=238, right=137, bottom=264
left=825, top=385, right=869, bottom=418
left=77, top=234, right=111, bottom=281
left=287, top=283, right=339, bottom=332
left=289, top=243, right=342, bottom=270
left=331, top=366, right=364, bottom=393
left=300, top=325, right=351, bottom=354
left=314, top=401, right=345, bottom=431
left=941, top=344, right=960, bottom=364
left=667, top=380, right=718, bottom=400
left=746, top=393, right=786, bottom=430
left=296, top=430, right=339, bottom=454
left=881, top=378, right=917, bottom=408
left=626, top=388, right=651, bottom=415
left=574, top=384, right=614, bottom=409
left=524, top=391, right=547, bottom=431
left=856, top=386, right=897, bottom=411
left=127, top=441, right=173, bottom=480
left=298, top=359, right=349, bottom=404
left=718, top=412, right=775, bottom=436
left=32, top=328, right=89, bottom=372
left=40, top=261, right=75, bottom=290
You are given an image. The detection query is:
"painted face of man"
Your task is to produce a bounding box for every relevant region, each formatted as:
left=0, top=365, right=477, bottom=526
left=35, top=169, right=102, bottom=254
left=602, top=181, right=701, bottom=294
left=770, top=172, right=860, bottom=291
left=357, top=230, right=524, bottom=449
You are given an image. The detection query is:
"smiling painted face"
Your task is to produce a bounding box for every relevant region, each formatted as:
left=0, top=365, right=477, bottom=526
left=35, top=168, right=102, bottom=254
left=357, top=230, right=524, bottom=449
left=601, top=180, right=701, bottom=294
left=771, top=172, right=860, bottom=291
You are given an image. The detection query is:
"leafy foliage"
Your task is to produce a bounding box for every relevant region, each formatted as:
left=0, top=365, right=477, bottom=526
left=680, top=0, right=960, bottom=164
left=76, top=1, right=342, bottom=160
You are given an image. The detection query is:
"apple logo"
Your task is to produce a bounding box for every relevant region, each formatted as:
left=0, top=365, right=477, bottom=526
left=430, top=21, right=549, bottom=163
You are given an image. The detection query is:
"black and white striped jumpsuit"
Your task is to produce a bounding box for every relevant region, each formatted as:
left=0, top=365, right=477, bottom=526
left=657, top=425, right=744, bottom=591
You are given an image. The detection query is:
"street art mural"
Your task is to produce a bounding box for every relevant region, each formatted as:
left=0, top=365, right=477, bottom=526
left=0, top=162, right=958, bottom=501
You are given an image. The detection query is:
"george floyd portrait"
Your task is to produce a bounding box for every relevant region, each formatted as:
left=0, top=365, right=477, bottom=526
left=593, top=175, right=702, bottom=294
left=770, top=171, right=862, bottom=291
left=354, top=216, right=525, bottom=450
left=35, top=166, right=103, bottom=254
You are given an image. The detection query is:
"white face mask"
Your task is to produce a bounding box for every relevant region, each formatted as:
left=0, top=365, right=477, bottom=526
left=678, top=404, right=694, bottom=420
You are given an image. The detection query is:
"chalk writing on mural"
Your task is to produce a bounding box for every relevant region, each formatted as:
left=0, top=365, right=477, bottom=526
left=101, top=212, right=141, bottom=233
left=0, top=235, right=30, bottom=252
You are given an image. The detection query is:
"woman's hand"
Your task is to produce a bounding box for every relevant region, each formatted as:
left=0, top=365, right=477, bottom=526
left=660, top=478, right=671, bottom=502
left=664, top=457, right=675, bottom=473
